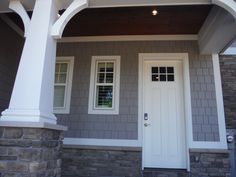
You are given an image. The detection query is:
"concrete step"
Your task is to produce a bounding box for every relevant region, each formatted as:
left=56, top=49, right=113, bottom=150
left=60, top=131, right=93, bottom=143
left=143, top=168, right=189, bottom=177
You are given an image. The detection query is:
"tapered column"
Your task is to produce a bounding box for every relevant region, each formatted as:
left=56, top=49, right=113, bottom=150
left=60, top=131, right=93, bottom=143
left=1, top=0, right=58, bottom=124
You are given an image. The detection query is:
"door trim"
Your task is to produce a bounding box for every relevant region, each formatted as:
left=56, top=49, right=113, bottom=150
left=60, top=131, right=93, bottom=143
left=138, top=53, right=192, bottom=171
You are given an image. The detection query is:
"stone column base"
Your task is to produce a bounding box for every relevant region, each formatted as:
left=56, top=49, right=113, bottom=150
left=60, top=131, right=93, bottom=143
left=0, top=123, right=66, bottom=177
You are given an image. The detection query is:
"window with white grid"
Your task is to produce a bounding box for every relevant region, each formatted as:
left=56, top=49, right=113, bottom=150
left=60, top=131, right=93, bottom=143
left=53, top=57, right=74, bottom=114
left=88, top=56, right=120, bottom=114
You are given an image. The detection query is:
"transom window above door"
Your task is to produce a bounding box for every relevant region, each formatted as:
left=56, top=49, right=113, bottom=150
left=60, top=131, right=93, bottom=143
left=88, top=56, right=120, bottom=115
left=151, top=66, right=175, bottom=82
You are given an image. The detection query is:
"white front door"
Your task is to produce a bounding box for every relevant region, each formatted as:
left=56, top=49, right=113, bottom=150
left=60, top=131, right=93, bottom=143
left=143, top=60, right=187, bottom=169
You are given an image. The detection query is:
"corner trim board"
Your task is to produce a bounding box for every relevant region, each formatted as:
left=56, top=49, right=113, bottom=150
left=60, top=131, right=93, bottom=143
left=212, top=54, right=227, bottom=148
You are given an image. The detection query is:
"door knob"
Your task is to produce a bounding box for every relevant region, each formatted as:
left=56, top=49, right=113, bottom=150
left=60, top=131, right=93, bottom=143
left=144, top=123, right=151, bottom=127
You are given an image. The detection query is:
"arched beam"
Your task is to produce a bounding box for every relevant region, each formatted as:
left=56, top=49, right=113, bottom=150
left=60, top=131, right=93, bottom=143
left=51, top=0, right=88, bottom=39
left=9, top=0, right=30, bottom=37
left=212, top=0, right=236, bottom=19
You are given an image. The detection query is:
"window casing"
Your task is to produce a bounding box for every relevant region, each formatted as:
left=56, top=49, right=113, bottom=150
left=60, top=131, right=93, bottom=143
left=88, top=56, right=120, bottom=114
left=53, top=57, right=74, bottom=114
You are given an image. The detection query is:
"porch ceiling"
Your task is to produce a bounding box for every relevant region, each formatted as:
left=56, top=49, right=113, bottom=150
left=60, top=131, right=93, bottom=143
left=4, top=5, right=212, bottom=37
left=63, top=5, right=212, bottom=36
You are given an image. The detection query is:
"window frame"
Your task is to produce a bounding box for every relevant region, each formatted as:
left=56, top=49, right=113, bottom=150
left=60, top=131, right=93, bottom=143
left=88, top=56, right=120, bottom=115
left=53, top=56, right=74, bottom=114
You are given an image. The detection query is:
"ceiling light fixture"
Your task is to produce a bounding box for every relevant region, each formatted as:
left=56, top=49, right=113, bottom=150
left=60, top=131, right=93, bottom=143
left=152, top=9, right=158, bottom=16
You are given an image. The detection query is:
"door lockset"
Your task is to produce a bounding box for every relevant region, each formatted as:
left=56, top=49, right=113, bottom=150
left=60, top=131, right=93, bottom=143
left=144, top=113, right=148, bottom=120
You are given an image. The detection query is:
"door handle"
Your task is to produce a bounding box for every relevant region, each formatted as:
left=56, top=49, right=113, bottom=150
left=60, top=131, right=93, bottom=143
left=144, top=123, right=151, bottom=127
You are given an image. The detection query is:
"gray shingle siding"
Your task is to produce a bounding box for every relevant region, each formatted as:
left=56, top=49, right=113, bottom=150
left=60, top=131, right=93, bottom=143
left=0, top=18, right=23, bottom=113
left=57, top=41, right=219, bottom=142
left=190, top=55, right=219, bottom=141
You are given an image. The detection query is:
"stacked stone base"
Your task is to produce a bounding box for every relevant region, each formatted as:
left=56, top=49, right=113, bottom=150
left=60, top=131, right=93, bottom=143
left=61, top=147, right=231, bottom=177
left=190, top=150, right=230, bottom=177
left=61, top=146, right=142, bottom=177
left=0, top=127, right=64, bottom=177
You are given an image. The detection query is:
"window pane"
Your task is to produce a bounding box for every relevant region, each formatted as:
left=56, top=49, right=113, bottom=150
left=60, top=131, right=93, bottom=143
left=160, top=75, right=166, bottom=81
left=152, top=74, right=159, bottom=81
left=160, top=67, right=166, bottom=73
left=97, top=73, right=105, bottom=83
left=55, top=74, right=59, bottom=83
left=152, top=67, right=158, bottom=74
left=55, top=63, right=60, bottom=72
left=60, top=63, right=68, bottom=72
left=168, top=75, right=175, bottom=81
left=106, top=63, right=114, bottom=72
left=96, top=86, right=113, bottom=108
left=106, top=73, right=114, bottom=83
left=54, top=86, right=65, bottom=107
left=57, top=73, right=67, bottom=83
left=98, top=62, right=105, bottom=72
left=167, top=67, right=174, bottom=73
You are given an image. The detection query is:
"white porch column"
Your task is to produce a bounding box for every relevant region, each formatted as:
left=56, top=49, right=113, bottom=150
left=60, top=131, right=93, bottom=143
left=0, top=0, right=58, bottom=124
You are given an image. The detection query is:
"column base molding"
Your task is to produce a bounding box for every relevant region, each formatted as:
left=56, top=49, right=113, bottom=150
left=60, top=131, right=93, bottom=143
left=0, top=121, right=67, bottom=131
left=1, top=109, right=57, bottom=124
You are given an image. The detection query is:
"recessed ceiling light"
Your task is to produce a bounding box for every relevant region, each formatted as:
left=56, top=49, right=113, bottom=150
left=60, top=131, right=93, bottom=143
left=152, top=9, right=158, bottom=16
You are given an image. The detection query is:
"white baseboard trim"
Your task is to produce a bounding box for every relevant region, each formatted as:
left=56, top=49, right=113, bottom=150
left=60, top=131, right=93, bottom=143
left=63, top=138, right=142, bottom=147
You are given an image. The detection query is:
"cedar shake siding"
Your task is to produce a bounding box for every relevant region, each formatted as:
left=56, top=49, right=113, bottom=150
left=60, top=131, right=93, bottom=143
left=0, top=18, right=23, bottom=113
left=56, top=41, right=219, bottom=142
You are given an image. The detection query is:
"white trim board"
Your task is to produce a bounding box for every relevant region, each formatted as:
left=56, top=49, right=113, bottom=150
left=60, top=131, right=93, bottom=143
left=212, top=54, right=227, bottom=148
left=0, top=0, right=212, bottom=13
left=88, top=0, right=211, bottom=8
left=58, top=35, right=198, bottom=43
left=63, top=138, right=141, bottom=147
left=222, top=47, right=236, bottom=55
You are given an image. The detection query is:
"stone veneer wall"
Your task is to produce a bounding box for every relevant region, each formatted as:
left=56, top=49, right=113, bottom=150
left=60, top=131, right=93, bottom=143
left=220, top=55, right=236, bottom=177
left=0, top=127, right=64, bottom=177
left=190, top=151, right=230, bottom=177
left=61, top=147, right=142, bottom=177
left=219, top=55, right=236, bottom=129
left=61, top=147, right=230, bottom=177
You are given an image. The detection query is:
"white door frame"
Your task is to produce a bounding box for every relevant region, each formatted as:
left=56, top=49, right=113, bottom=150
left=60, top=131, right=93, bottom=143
left=138, top=53, right=192, bottom=171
